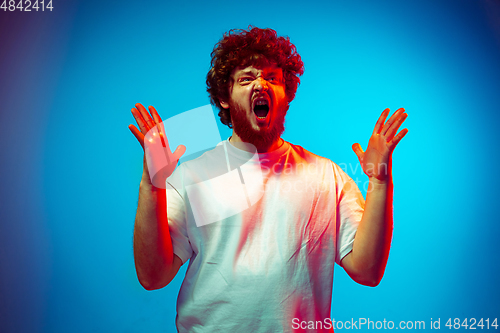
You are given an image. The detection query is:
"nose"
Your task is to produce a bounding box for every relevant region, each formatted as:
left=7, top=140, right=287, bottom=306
left=254, top=77, right=268, bottom=92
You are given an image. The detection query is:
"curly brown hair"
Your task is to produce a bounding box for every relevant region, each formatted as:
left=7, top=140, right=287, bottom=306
left=206, top=26, right=305, bottom=128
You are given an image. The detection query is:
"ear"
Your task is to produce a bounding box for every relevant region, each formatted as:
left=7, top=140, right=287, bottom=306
left=220, top=100, right=229, bottom=109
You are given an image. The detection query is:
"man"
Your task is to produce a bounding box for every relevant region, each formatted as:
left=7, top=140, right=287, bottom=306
left=129, top=27, right=408, bottom=332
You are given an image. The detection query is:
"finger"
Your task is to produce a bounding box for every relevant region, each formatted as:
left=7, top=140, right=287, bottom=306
left=172, top=144, right=186, bottom=160
left=381, top=108, right=405, bottom=136
left=385, top=113, right=408, bottom=141
left=372, top=108, right=390, bottom=135
left=131, top=108, right=149, bottom=134
left=149, top=106, right=168, bottom=148
left=149, top=105, right=164, bottom=123
left=128, top=124, right=145, bottom=149
left=388, top=128, right=408, bottom=151
left=135, top=103, right=156, bottom=130
left=352, top=143, right=364, bottom=161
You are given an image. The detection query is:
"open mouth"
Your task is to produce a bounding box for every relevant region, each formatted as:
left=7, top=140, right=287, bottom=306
left=253, top=99, right=269, bottom=121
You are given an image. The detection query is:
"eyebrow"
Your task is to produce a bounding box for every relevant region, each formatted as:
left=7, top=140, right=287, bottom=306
left=236, top=70, right=254, bottom=77
left=236, top=69, right=282, bottom=77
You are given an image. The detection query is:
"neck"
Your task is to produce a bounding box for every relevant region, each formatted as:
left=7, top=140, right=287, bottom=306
left=229, top=132, right=282, bottom=153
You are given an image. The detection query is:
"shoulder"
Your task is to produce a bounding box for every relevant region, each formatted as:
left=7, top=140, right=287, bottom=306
left=178, top=141, right=232, bottom=173
left=286, top=141, right=334, bottom=166
left=167, top=142, right=228, bottom=190
left=285, top=141, right=351, bottom=180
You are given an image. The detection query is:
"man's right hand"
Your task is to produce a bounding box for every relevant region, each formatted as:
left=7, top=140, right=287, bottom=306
left=129, top=103, right=185, bottom=290
left=129, top=103, right=186, bottom=188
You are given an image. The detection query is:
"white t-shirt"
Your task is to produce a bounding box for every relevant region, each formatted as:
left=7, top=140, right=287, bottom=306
left=165, top=139, right=364, bottom=332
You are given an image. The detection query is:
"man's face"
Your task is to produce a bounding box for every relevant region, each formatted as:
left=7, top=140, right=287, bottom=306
left=220, top=64, right=288, bottom=149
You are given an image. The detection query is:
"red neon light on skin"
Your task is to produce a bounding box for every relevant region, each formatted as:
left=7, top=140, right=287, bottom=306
left=129, top=103, right=186, bottom=188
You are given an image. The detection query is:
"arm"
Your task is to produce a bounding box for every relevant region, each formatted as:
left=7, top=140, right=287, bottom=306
left=341, top=108, right=408, bottom=287
left=133, top=172, right=183, bottom=290
left=129, top=103, right=185, bottom=290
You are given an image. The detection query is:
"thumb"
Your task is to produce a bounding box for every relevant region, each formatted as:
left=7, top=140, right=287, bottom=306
left=352, top=143, right=364, bottom=161
left=172, top=144, right=186, bottom=160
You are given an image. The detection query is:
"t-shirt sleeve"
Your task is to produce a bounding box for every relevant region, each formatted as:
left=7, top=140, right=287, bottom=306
left=332, top=162, right=365, bottom=265
left=166, top=168, right=194, bottom=265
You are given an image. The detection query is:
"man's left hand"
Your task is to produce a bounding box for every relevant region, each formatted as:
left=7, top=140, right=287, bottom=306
left=352, top=108, right=408, bottom=182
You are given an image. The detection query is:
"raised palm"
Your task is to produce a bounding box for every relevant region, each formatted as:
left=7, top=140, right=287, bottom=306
left=352, top=108, right=408, bottom=182
left=129, top=103, right=186, bottom=188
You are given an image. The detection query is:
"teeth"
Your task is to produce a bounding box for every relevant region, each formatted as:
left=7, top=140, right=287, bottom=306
left=255, top=100, right=268, bottom=105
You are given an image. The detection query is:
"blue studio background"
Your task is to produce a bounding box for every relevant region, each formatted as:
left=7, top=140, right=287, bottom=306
left=1, top=0, right=499, bottom=332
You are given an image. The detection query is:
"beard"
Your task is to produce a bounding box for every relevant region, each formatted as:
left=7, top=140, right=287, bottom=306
left=229, top=99, right=288, bottom=150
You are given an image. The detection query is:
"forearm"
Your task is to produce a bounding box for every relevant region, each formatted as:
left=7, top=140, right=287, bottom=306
left=133, top=178, right=174, bottom=290
left=348, top=177, right=393, bottom=285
